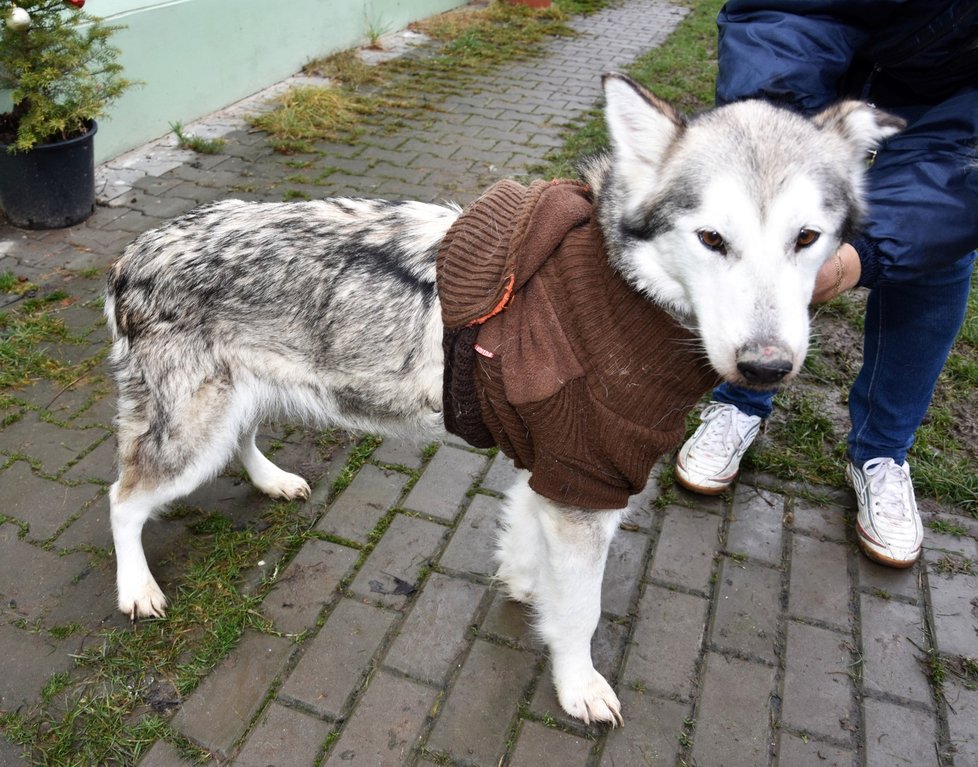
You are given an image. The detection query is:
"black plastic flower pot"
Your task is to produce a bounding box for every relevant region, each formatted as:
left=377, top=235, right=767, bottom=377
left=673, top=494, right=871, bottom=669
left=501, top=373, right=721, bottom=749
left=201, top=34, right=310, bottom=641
left=0, top=121, right=97, bottom=230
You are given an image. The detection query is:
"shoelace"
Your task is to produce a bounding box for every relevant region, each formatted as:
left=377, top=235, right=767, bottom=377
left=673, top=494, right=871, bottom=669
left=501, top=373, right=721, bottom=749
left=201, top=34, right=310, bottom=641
left=862, top=457, right=912, bottom=521
left=696, top=404, right=751, bottom=457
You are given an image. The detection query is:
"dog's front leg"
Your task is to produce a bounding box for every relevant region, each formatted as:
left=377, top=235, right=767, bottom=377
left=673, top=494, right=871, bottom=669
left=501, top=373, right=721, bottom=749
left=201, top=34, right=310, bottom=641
left=499, top=480, right=624, bottom=726
left=539, top=502, right=624, bottom=726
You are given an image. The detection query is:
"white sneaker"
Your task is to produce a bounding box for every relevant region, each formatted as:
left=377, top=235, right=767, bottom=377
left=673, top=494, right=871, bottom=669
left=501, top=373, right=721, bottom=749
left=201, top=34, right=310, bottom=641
left=675, top=402, right=762, bottom=495
left=847, top=457, right=923, bottom=568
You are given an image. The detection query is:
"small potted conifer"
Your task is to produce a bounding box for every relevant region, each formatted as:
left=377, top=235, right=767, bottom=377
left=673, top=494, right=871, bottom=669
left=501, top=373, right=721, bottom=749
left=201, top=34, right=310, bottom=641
left=0, top=0, right=130, bottom=229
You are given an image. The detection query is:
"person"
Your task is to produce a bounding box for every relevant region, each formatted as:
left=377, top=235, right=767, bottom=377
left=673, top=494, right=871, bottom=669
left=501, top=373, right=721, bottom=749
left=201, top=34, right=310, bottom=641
left=675, top=0, right=978, bottom=568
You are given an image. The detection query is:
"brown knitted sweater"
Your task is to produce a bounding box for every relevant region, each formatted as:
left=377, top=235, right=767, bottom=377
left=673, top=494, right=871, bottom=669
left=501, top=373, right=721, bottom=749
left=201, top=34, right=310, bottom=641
left=437, top=179, right=720, bottom=509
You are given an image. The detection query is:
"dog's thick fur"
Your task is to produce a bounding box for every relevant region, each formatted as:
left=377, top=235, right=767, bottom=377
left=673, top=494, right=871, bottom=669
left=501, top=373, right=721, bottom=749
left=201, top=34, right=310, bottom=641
left=105, top=75, right=902, bottom=725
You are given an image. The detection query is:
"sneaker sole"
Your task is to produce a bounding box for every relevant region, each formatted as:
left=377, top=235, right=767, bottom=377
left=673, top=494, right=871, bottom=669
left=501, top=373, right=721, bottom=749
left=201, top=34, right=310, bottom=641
left=855, top=525, right=920, bottom=569
left=674, top=470, right=734, bottom=496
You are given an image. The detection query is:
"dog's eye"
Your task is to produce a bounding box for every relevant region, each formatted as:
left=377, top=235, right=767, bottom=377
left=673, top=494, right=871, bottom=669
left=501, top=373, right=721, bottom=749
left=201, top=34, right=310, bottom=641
left=796, top=229, right=820, bottom=249
left=697, top=230, right=727, bottom=255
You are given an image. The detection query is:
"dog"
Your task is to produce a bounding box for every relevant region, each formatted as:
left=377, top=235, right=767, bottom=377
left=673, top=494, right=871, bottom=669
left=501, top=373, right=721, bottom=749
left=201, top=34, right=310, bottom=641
left=104, top=74, right=902, bottom=726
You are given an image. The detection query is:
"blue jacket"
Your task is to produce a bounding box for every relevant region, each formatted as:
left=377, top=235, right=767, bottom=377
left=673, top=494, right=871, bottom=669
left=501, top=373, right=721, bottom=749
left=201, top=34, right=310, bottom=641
left=716, top=1, right=978, bottom=287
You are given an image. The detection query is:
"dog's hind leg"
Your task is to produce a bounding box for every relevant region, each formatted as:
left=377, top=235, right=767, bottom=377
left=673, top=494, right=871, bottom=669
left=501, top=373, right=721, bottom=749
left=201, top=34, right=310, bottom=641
left=110, top=481, right=174, bottom=620
left=110, top=375, right=250, bottom=619
left=238, top=428, right=310, bottom=500
left=498, top=476, right=625, bottom=726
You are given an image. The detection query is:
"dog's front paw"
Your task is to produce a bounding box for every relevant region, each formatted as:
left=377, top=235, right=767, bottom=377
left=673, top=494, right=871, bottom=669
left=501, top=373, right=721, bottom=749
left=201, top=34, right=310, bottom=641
left=118, top=579, right=167, bottom=621
left=256, top=471, right=310, bottom=501
left=555, top=667, right=623, bottom=727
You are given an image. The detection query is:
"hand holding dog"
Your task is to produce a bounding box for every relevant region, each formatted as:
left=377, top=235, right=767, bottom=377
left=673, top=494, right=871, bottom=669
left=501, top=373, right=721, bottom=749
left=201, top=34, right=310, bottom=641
left=812, top=243, right=862, bottom=303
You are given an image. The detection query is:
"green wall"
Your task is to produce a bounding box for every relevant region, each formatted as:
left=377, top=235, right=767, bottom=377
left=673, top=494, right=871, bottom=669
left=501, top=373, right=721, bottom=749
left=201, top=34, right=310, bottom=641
left=91, top=0, right=467, bottom=162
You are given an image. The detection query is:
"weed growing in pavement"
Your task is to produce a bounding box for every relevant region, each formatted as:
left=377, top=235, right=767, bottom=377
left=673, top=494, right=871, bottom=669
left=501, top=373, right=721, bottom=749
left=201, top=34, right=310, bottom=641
left=0, top=270, right=20, bottom=293
left=927, top=518, right=969, bottom=537
left=170, top=121, right=227, bottom=154
left=931, top=553, right=976, bottom=576
left=364, top=12, right=391, bottom=50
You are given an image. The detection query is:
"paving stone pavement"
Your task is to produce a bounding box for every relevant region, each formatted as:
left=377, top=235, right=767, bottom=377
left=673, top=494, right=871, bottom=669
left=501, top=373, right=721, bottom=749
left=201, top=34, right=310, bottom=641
left=1, top=1, right=976, bottom=765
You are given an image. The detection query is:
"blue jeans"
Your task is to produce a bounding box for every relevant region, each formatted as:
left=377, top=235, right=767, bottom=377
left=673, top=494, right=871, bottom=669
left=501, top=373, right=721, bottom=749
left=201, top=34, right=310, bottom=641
left=713, top=251, right=976, bottom=465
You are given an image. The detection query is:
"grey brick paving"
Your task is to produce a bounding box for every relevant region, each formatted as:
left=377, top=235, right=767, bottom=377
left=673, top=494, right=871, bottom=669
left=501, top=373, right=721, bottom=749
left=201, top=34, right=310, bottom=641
left=427, top=640, right=537, bottom=765
left=261, top=538, right=360, bottom=635
left=278, top=598, right=398, bottom=720
left=600, top=689, right=687, bottom=766
left=320, top=671, right=435, bottom=767
left=0, top=0, right=974, bottom=765
left=509, top=720, right=591, bottom=767
left=231, top=702, right=333, bottom=767
left=649, top=504, right=722, bottom=592
left=315, top=463, right=409, bottom=545
left=777, top=733, right=855, bottom=767
left=789, top=535, right=851, bottom=627
left=624, top=584, right=707, bottom=700
left=439, top=492, right=505, bottom=576
left=860, top=593, right=932, bottom=704
left=863, top=698, right=941, bottom=767
left=711, top=556, right=782, bottom=663
left=170, top=631, right=293, bottom=758
left=693, top=653, right=778, bottom=767
left=781, top=621, right=854, bottom=740
left=385, top=572, right=487, bottom=685
left=727, top=483, right=786, bottom=564
left=401, top=444, right=488, bottom=522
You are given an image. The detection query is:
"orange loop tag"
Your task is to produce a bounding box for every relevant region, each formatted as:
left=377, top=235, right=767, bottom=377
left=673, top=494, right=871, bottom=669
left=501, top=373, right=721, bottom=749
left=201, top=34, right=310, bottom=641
left=470, top=273, right=515, bottom=326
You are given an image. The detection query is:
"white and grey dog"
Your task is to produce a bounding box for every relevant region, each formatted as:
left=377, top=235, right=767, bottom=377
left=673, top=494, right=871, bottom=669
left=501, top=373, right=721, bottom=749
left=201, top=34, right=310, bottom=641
left=105, top=74, right=901, bottom=725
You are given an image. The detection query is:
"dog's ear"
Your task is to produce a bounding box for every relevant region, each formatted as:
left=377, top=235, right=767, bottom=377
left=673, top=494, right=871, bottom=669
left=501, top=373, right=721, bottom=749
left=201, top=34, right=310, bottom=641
left=603, top=73, right=684, bottom=168
left=812, top=101, right=906, bottom=160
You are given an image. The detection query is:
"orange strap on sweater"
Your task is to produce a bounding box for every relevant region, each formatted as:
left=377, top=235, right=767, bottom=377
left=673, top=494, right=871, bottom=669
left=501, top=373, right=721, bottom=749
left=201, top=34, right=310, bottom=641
left=469, top=273, right=515, bottom=326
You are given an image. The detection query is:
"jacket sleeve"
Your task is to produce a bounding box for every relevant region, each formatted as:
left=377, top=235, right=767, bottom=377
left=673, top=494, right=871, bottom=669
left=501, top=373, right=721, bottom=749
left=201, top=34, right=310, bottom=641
left=716, top=1, right=872, bottom=109
left=853, top=87, right=978, bottom=287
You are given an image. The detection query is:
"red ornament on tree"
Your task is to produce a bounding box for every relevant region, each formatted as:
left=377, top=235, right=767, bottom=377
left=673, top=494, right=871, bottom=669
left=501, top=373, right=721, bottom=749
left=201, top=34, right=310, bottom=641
left=65, top=0, right=85, bottom=8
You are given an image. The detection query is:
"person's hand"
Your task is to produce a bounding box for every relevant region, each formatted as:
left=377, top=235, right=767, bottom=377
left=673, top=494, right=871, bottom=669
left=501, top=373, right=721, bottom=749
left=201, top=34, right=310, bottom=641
left=812, top=243, right=861, bottom=303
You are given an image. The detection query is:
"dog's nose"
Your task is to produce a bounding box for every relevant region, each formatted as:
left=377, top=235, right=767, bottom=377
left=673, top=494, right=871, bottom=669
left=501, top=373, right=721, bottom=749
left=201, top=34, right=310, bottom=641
left=738, top=358, right=793, bottom=385
left=736, top=344, right=794, bottom=386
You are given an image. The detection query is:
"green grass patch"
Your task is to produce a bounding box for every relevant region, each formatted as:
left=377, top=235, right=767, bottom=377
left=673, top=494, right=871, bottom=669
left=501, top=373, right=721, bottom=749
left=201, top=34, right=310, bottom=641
left=625, top=0, right=721, bottom=113
left=744, top=391, right=848, bottom=488
left=0, top=290, right=101, bottom=390
left=250, top=1, right=583, bottom=153
left=0, top=270, right=21, bottom=293
left=928, top=518, right=968, bottom=537
left=249, top=85, right=388, bottom=153
left=0, top=496, right=318, bottom=765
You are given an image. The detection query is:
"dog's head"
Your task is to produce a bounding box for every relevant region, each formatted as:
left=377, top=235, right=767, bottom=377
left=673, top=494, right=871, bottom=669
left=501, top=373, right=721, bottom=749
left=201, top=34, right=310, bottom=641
left=588, top=73, right=904, bottom=388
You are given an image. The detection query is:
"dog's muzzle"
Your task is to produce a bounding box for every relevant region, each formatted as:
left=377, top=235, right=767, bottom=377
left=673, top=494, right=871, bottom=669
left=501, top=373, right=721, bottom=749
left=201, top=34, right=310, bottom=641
left=736, top=343, right=794, bottom=387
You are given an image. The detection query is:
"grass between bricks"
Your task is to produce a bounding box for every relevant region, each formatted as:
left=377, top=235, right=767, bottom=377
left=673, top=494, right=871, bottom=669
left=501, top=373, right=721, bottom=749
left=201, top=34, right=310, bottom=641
left=0, top=433, right=384, bottom=765
left=0, top=279, right=101, bottom=392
